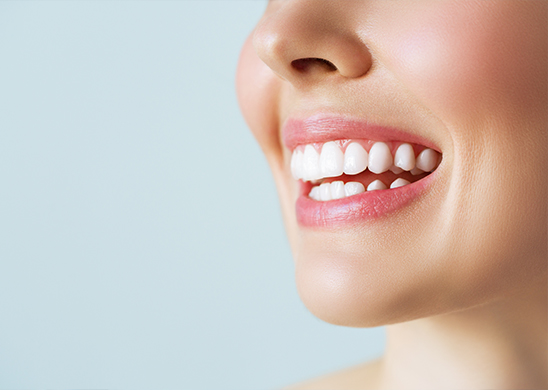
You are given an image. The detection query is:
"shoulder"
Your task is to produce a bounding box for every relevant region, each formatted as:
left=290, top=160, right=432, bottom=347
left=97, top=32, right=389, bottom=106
left=282, top=359, right=383, bottom=390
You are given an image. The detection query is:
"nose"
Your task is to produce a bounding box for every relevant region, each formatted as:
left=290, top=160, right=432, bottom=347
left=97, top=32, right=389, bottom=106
left=253, top=0, right=373, bottom=87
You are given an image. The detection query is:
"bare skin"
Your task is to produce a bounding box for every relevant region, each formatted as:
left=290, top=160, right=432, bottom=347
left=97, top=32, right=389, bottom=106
left=287, top=285, right=547, bottom=389
left=237, top=1, right=548, bottom=388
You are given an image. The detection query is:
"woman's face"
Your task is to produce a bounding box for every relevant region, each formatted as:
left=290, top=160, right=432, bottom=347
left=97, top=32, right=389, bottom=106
left=236, top=0, right=547, bottom=326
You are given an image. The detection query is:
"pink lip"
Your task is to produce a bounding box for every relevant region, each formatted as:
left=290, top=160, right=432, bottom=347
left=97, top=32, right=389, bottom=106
left=296, top=173, right=435, bottom=227
left=284, top=114, right=440, bottom=228
left=283, top=114, right=440, bottom=152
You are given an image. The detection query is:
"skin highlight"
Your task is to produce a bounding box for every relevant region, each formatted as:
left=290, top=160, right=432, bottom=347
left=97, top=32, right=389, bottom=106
left=236, top=1, right=548, bottom=388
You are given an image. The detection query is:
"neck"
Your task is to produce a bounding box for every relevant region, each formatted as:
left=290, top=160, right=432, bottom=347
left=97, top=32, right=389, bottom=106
left=380, top=285, right=548, bottom=389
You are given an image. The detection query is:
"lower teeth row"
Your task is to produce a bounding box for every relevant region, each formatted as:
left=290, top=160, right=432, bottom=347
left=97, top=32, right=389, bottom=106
left=309, top=178, right=411, bottom=201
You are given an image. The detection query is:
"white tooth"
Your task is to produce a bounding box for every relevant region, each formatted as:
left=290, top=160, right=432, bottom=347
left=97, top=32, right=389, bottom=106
left=368, top=142, right=393, bottom=174
left=309, top=186, right=321, bottom=201
left=343, top=142, right=368, bottom=175
left=290, top=149, right=304, bottom=180
left=367, top=179, right=388, bottom=191
left=416, top=148, right=439, bottom=172
left=319, top=141, right=344, bottom=178
left=394, top=143, right=415, bottom=171
left=390, top=165, right=404, bottom=174
left=390, top=178, right=411, bottom=189
left=410, top=167, right=424, bottom=176
left=319, top=182, right=332, bottom=201
left=302, top=144, right=321, bottom=181
left=344, top=181, right=365, bottom=197
left=330, top=180, right=345, bottom=199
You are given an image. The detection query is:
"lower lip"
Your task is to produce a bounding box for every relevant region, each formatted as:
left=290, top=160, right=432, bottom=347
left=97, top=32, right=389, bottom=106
left=295, top=173, right=436, bottom=228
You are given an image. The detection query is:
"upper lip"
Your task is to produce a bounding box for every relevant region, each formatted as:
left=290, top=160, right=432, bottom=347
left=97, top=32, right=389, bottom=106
left=282, top=113, right=441, bottom=152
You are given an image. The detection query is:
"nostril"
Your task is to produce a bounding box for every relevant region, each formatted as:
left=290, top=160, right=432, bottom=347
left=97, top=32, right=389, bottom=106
left=292, top=58, right=338, bottom=73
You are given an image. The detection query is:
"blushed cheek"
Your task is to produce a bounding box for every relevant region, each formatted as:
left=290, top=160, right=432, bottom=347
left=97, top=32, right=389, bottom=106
left=376, top=1, right=547, bottom=128
left=236, top=34, right=282, bottom=158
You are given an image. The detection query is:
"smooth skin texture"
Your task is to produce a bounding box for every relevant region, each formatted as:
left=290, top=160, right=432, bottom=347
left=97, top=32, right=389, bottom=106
left=237, top=1, right=547, bottom=388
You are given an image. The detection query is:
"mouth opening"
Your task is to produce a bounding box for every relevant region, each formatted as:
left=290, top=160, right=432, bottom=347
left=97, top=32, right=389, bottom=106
left=291, top=139, right=441, bottom=202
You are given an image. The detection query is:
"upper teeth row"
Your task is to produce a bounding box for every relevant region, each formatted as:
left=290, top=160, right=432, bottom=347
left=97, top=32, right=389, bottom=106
left=290, top=141, right=440, bottom=182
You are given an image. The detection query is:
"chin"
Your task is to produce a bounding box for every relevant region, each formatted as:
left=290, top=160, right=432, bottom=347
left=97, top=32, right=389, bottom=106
left=293, top=243, right=434, bottom=328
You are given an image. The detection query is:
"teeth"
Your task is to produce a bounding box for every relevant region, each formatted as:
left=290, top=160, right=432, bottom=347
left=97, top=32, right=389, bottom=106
left=390, top=165, right=404, bottom=174
left=368, top=142, right=393, bottom=174
left=308, top=181, right=365, bottom=201
left=290, top=149, right=304, bottom=180
left=410, top=167, right=424, bottom=176
left=416, top=148, right=439, bottom=172
left=390, top=178, right=411, bottom=188
left=330, top=180, right=345, bottom=199
left=345, top=181, right=366, bottom=196
left=319, top=141, right=344, bottom=178
left=293, top=140, right=440, bottom=183
left=394, top=143, right=415, bottom=171
left=308, top=178, right=412, bottom=201
left=343, top=142, right=368, bottom=175
left=309, top=186, right=321, bottom=201
left=302, top=145, right=321, bottom=181
left=319, top=182, right=332, bottom=201
left=367, top=179, right=388, bottom=191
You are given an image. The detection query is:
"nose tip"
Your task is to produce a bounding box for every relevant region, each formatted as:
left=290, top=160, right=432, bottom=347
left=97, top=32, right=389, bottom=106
left=253, top=1, right=372, bottom=85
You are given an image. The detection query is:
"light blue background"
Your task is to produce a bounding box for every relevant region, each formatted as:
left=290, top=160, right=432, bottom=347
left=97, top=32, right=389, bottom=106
left=0, top=1, right=385, bottom=388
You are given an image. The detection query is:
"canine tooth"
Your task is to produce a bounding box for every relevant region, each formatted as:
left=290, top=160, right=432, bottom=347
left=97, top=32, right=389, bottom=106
left=343, top=142, right=368, bottom=175
left=319, top=182, right=332, bottom=201
left=390, top=165, right=404, bottom=174
left=302, top=144, right=321, bottom=181
left=330, top=181, right=345, bottom=199
left=394, top=143, right=415, bottom=171
left=390, top=178, right=411, bottom=188
left=367, top=179, right=388, bottom=191
left=410, top=167, right=424, bottom=175
left=416, top=148, right=439, bottom=172
left=368, top=142, right=393, bottom=174
left=290, top=149, right=304, bottom=180
left=344, top=181, right=365, bottom=197
left=319, top=141, right=344, bottom=178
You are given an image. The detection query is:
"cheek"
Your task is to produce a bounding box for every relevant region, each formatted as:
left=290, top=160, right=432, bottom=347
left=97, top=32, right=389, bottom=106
left=377, top=2, right=548, bottom=299
left=374, top=1, right=547, bottom=128
left=236, top=34, right=301, bottom=248
left=236, top=34, right=282, bottom=159
left=373, top=1, right=548, bottom=256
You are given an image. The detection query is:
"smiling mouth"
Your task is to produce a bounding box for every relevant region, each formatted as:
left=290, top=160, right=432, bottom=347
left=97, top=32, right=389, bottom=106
left=291, top=139, right=441, bottom=201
